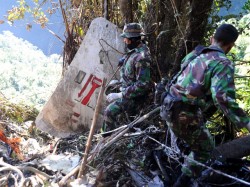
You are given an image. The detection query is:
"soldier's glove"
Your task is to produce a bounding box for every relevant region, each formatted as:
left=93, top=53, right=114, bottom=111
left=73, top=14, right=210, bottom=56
left=118, top=57, right=126, bottom=67
left=105, top=80, right=121, bottom=96
left=107, top=92, right=123, bottom=103
left=108, top=80, right=120, bottom=86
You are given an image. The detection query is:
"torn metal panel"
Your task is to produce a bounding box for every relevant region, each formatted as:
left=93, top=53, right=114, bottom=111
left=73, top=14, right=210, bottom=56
left=36, top=18, right=125, bottom=137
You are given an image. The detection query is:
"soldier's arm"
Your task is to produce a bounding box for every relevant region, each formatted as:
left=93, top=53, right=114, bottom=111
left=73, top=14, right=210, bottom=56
left=122, top=57, right=151, bottom=99
left=210, top=59, right=250, bottom=130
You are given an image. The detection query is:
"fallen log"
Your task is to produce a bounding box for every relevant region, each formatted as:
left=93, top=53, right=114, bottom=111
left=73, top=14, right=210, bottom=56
left=212, top=135, right=250, bottom=159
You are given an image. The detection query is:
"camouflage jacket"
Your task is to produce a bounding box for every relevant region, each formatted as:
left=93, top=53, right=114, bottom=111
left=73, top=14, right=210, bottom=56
left=120, top=43, right=152, bottom=99
left=168, top=45, right=250, bottom=129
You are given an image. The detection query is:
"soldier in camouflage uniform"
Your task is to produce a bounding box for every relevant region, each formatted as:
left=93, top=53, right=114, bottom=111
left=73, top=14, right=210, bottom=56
left=160, top=24, right=250, bottom=186
left=102, top=23, right=152, bottom=132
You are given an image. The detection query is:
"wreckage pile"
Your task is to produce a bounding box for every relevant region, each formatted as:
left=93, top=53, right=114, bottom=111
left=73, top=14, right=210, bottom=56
left=1, top=93, right=250, bottom=187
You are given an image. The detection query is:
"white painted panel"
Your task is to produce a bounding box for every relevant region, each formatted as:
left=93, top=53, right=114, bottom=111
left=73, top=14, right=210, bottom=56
left=36, top=17, right=125, bottom=137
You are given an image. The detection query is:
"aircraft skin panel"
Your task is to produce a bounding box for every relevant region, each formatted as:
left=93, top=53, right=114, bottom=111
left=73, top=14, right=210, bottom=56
left=36, top=17, right=125, bottom=137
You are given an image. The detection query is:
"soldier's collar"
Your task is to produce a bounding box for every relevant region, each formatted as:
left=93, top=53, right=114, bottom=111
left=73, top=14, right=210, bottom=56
left=208, top=45, right=225, bottom=54
left=125, top=42, right=144, bottom=54
left=126, top=48, right=136, bottom=54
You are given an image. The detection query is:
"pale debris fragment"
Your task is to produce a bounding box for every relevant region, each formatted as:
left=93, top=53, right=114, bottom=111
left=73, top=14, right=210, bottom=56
left=39, top=154, right=80, bottom=175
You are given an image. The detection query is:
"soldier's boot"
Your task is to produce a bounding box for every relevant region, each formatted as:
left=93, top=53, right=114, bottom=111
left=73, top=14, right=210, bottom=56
left=173, top=174, right=192, bottom=187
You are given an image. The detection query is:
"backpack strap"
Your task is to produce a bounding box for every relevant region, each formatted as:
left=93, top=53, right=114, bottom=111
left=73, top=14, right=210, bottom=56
left=167, top=45, right=224, bottom=90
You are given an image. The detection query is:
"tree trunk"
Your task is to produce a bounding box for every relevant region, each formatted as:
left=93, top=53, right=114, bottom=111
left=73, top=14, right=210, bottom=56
left=172, top=0, right=214, bottom=74
left=144, top=0, right=214, bottom=80
left=104, top=0, right=109, bottom=20
left=119, top=0, right=133, bottom=24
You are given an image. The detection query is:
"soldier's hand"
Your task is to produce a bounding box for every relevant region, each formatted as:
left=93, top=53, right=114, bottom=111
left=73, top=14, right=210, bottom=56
left=108, top=80, right=120, bottom=86
left=118, top=57, right=126, bottom=67
left=107, top=92, right=123, bottom=103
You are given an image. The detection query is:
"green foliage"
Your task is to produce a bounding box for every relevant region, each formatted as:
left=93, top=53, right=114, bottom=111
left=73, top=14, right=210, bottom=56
left=224, top=15, right=250, bottom=117
left=0, top=31, right=62, bottom=110
left=0, top=94, right=39, bottom=123
left=243, top=0, right=250, bottom=12
left=7, top=0, right=49, bottom=28
left=206, top=13, right=250, bottom=139
left=204, top=0, right=247, bottom=45
left=1, top=1, right=250, bottom=136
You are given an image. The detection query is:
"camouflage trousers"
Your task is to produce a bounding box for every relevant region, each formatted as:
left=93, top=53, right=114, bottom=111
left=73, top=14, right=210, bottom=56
left=102, top=98, right=137, bottom=132
left=166, top=102, right=214, bottom=178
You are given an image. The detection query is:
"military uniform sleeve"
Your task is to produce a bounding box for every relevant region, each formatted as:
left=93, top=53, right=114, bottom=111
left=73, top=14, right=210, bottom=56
left=210, top=60, right=250, bottom=129
left=122, top=57, right=151, bottom=99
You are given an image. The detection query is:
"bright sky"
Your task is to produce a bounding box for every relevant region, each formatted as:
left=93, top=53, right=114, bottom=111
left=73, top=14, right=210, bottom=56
left=0, top=0, right=247, bottom=56
left=0, top=0, right=64, bottom=55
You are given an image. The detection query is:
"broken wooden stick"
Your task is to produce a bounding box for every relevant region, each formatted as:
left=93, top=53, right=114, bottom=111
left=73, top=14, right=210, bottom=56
left=59, top=166, right=80, bottom=187
left=78, top=78, right=107, bottom=178
left=102, top=106, right=160, bottom=150
left=17, top=166, right=53, bottom=180
left=0, top=158, right=25, bottom=187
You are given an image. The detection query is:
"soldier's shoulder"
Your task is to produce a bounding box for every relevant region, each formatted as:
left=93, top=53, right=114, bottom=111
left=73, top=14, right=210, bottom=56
left=135, top=44, right=149, bottom=52
left=207, top=52, right=231, bottom=64
left=136, top=45, right=151, bottom=57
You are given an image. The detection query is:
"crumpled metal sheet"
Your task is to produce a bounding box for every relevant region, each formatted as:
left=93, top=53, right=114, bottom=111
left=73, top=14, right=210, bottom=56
left=39, top=154, right=80, bottom=175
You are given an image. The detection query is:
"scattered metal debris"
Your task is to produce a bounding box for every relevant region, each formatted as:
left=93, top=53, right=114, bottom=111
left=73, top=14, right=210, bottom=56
left=1, top=94, right=250, bottom=186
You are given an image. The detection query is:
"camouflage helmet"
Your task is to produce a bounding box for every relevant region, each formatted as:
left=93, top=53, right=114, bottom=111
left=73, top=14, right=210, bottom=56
left=120, top=23, right=145, bottom=38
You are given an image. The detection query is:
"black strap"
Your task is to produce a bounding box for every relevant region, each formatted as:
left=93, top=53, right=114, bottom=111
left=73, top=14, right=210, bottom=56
left=167, top=45, right=224, bottom=91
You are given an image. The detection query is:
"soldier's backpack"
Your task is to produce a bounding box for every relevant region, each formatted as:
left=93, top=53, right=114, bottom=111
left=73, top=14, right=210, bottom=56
left=160, top=45, right=225, bottom=121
